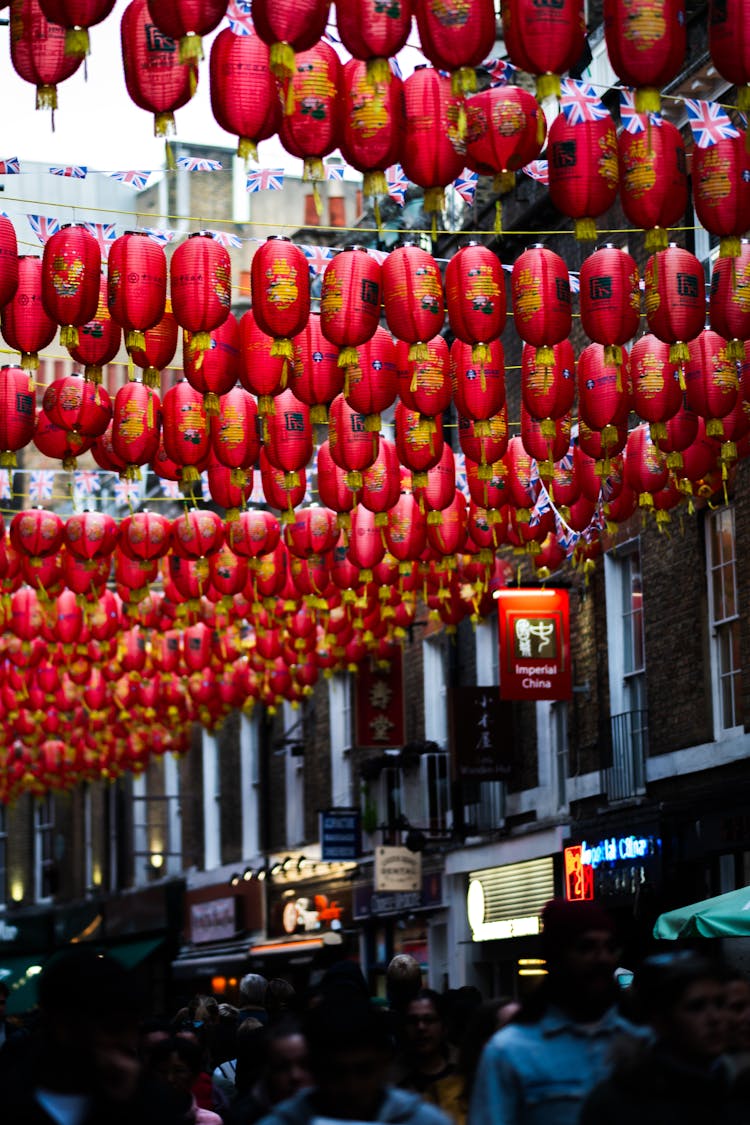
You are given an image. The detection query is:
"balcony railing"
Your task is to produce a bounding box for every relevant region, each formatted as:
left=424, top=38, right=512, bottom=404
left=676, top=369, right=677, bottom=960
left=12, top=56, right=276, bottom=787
left=600, top=710, right=648, bottom=801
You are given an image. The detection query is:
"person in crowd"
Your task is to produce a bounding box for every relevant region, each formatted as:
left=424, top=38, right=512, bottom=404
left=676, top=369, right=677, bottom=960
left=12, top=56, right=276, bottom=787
left=724, top=970, right=750, bottom=1080
left=138, top=1016, right=173, bottom=1069
left=234, top=1017, right=267, bottom=1096
left=444, top=987, right=483, bottom=1052
left=387, top=955, right=423, bottom=1016
left=3, top=946, right=183, bottom=1125
left=228, top=1018, right=312, bottom=1125
left=580, top=952, right=737, bottom=1125
left=398, top=989, right=464, bottom=1125
left=255, top=996, right=451, bottom=1125
left=265, top=979, right=296, bottom=1023
left=468, top=898, right=643, bottom=1125
left=173, top=1018, right=230, bottom=1118
left=149, top=1036, right=224, bottom=1125
left=212, top=1005, right=241, bottom=1104
left=239, top=974, right=269, bottom=1026
left=458, top=998, right=520, bottom=1107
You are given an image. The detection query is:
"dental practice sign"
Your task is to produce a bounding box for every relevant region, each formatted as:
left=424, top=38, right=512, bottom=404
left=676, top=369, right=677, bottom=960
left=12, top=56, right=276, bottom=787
left=497, top=588, right=572, bottom=701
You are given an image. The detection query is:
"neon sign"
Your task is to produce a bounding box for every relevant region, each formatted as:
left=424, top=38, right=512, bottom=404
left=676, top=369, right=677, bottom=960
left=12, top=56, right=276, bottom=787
left=580, top=835, right=661, bottom=870
left=564, top=845, right=594, bottom=902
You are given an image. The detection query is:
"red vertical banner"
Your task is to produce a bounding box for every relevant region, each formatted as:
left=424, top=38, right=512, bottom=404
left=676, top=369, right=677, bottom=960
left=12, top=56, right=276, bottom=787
left=496, top=588, right=572, bottom=701
left=355, top=648, right=405, bottom=749
left=564, top=844, right=594, bottom=901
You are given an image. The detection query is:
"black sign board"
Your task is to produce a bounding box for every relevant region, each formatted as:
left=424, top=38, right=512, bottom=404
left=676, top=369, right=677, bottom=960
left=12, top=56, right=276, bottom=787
left=450, top=687, right=514, bottom=781
left=320, top=809, right=362, bottom=861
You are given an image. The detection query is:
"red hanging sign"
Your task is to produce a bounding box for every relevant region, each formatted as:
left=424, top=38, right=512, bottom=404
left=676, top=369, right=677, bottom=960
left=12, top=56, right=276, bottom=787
left=564, top=844, right=594, bottom=902
left=496, top=588, right=572, bottom=700
left=355, top=648, right=405, bottom=749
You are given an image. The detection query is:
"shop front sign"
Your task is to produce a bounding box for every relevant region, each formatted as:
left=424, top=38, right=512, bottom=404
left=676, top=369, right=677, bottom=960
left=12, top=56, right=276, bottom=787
left=267, top=882, right=352, bottom=939
left=467, top=857, right=555, bottom=942
left=564, top=832, right=662, bottom=902
left=353, top=872, right=443, bottom=919
left=496, top=588, right=572, bottom=701
left=375, top=846, right=422, bottom=893
left=355, top=649, right=405, bottom=748
left=189, top=897, right=238, bottom=944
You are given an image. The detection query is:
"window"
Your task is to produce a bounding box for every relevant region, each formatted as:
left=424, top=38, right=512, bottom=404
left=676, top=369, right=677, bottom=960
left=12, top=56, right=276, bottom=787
left=708, top=507, right=742, bottom=732
left=35, top=795, right=55, bottom=901
left=0, top=805, right=7, bottom=906
left=420, top=753, right=451, bottom=832
left=475, top=616, right=499, bottom=687
left=423, top=638, right=448, bottom=748
left=604, top=544, right=648, bottom=798
left=329, top=673, right=353, bottom=807
left=240, top=711, right=261, bottom=861
left=553, top=702, right=569, bottom=810
left=283, top=703, right=306, bottom=847
left=380, top=762, right=403, bottom=830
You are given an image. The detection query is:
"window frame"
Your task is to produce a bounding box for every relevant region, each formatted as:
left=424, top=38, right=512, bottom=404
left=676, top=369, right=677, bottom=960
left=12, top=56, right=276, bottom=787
left=707, top=506, right=743, bottom=735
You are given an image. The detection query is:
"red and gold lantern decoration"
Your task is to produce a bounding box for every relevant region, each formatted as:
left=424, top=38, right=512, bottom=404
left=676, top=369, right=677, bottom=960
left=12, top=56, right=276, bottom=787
left=43, top=375, right=111, bottom=439
left=162, top=381, right=209, bottom=487
left=604, top=0, right=686, bottom=113
left=320, top=245, right=382, bottom=369
left=361, top=438, right=402, bottom=524
left=317, top=439, right=357, bottom=526
left=521, top=340, right=576, bottom=439
left=345, top=507, right=385, bottom=583
left=41, top=224, right=101, bottom=348
left=128, top=299, right=179, bottom=389
left=2, top=256, right=57, bottom=372
left=171, top=509, right=224, bottom=562
left=577, top=342, right=631, bottom=454
left=290, top=312, right=344, bottom=424
left=501, top=0, right=585, bottom=99
left=458, top=408, right=509, bottom=475
left=64, top=510, right=117, bottom=560
left=396, top=336, right=452, bottom=422
left=343, top=325, right=398, bottom=433
left=112, top=381, right=161, bottom=479
left=644, top=245, right=705, bottom=363
left=630, top=334, right=681, bottom=443
left=684, top=328, right=739, bottom=440
left=413, top=441, right=456, bottom=522
left=451, top=339, right=505, bottom=431
left=183, top=313, right=240, bottom=414
left=170, top=232, right=231, bottom=360
left=395, top=401, right=444, bottom=487
left=710, top=243, right=750, bottom=360
left=0, top=365, right=36, bottom=467
left=709, top=0, right=750, bottom=115
left=579, top=245, right=640, bottom=368
left=260, top=448, right=307, bottom=519
left=445, top=242, right=506, bottom=363
left=511, top=245, right=572, bottom=365
left=121, top=0, right=197, bottom=135
left=285, top=505, right=338, bottom=559
left=238, top=309, right=289, bottom=416
left=206, top=457, right=252, bottom=519
left=11, top=508, right=64, bottom=564
left=401, top=67, right=464, bottom=231
left=329, top=393, right=379, bottom=489
left=210, top=386, right=259, bottom=485
left=107, top=230, right=167, bottom=357
left=385, top=489, right=427, bottom=567
left=521, top=405, right=572, bottom=480
left=209, top=26, right=280, bottom=161
left=227, top=508, right=281, bottom=560
left=118, top=510, right=171, bottom=562
left=279, top=40, right=341, bottom=187
left=415, top=0, right=496, bottom=96
left=624, top=422, right=669, bottom=508
left=69, top=276, right=121, bottom=385
left=336, top=0, right=412, bottom=84
left=383, top=243, right=444, bottom=362
left=263, top=388, right=313, bottom=491
left=339, top=59, right=403, bottom=215
left=503, top=435, right=540, bottom=520
left=37, top=0, right=116, bottom=59
left=251, top=237, right=310, bottom=364
left=548, top=105, right=619, bottom=242
left=146, top=0, right=227, bottom=63
left=618, top=116, right=687, bottom=252
left=693, top=131, right=750, bottom=259
left=251, top=0, right=330, bottom=83
left=10, top=0, right=84, bottom=111
left=34, top=408, right=93, bottom=470
left=0, top=214, right=18, bottom=312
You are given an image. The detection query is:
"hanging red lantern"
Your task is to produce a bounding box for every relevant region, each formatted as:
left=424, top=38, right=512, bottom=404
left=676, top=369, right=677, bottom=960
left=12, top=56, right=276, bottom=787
left=41, top=223, right=101, bottom=349
left=618, top=116, right=687, bottom=252
left=210, top=386, right=259, bottom=484
left=709, top=0, right=750, bottom=115
left=511, top=245, right=572, bottom=364
left=659, top=401, right=699, bottom=471
left=465, top=454, right=510, bottom=511
left=317, top=439, right=357, bottom=526
left=146, top=0, right=227, bottom=64
left=382, top=243, right=445, bottom=362
left=112, top=381, right=161, bottom=480
left=604, top=0, right=686, bottom=113
left=343, top=324, right=398, bottom=433
left=10, top=0, right=84, bottom=112
left=92, top=421, right=128, bottom=474
left=118, top=510, right=171, bottom=562
left=578, top=417, right=628, bottom=471
left=128, top=299, right=179, bottom=388
left=336, top=0, right=412, bottom=84
left=0, top=214, right=18, bottom=312
left=624, top=423, right=669, bottom=508
left=521, top=340, right=576, bottom=436
left=183, top=313, right=240, bottom=414
left=361, top=438, right=401, bottom=524
left=401, top=67, right=464, bottom=230
left=385, top=490, right=427, bottom=566
left=0, top=365, right=36, bottom=467
left=576, top=342, right=631, bottom=454
left=579, top=245, right=640, bottom=366
left=503, top=435, right=540, bottom=520
left=500, top=0, right=585, bottom=99
left=251, top=237, right=311, bottom=365
left=328, top=393, right=380, bottom=489
left=162, top=381, right=209, bottom=487
left=684, top=328, right=739, bottom=440
left=43, top=375, right=111, bottom=439
left=37, top=0, right=116, bottom=59
left=1, top=256, right=57, bottom=372
left=458, top=408, right=509, bottom=474
left=34, top=409, right=92, bottom=470
left=630, top=334, right=682, bottom=443
left=710, top=244, right=750, bottom=361
left=260, top=448, right=307, bottom=520
left=263, top=388, right=313, bottom=490
left=171, top=509, right=224, bottom=561
left=426, top=490, right=469, bottom=558
left=251, top=0, right=330, bottom=84
left=395, top=401, right=444, bottom=487
left=170, top=232, right=231, bottom=361
left=396, top=336, right=452, bottom=420
left=210, top=545, right=249, bottom=601
left=548, top=110, right=619, bottom=242
left=445, top=242, right=507, bottom=365
left=285, top=506, right=338, bottom=559
left=121, top=0, right=196, bottom=136
left=69, top=276, right=122, bottom=385
left=107, top=229, right=167, bottom=358
left=521, top=406, right=572, bottom=476
left=206, top=457, right=252, bottom=519
left=644, top=245, right=706, bottom=363
left=209, top=27, right=280, bottom=161
left=238, top=309, right=289, bottom=416
left=693, top=132, right=750, bottom=260
left=451, top=339, right=505, bottom=429
left=290, top=312, right=344, bottom=424
left=415, top=0, right=496, bottom=96
left=227, top=508, right=281, bottom=560
left=320, top=245, right=382, bottom=369
left=11, top=509, right=64, bottom=564
left=279, top=40, right=341, bottom=185
left=339, top=60, right=403, bottom=213
left=412, top=442, right=456, bottom=522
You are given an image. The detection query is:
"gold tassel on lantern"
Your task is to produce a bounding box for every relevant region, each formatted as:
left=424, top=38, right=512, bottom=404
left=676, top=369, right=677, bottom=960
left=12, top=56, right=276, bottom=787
left=364, top=413, right=381, bottom=433
left=706, top=418, right=725, bottom=438
left=536, top=345, right=555, bottom=365
left=649, top=421, right=667, bottom=444
left=155, top=112, right=176, bottom=137
left=65, top=26, right=89, bottom=57
left=645, top=226, right=668, bottom=252
left=230, top=469, right=246, bottom=488
left=36, top=83, right=58, bottom=111
left=345, top=470, right=363, bottom=489
left=238, top=137, right=258, bottom=163
left=635, top=87, right=661, bottom=114
left=720, top=236, right=742, bottom=259
left=270, top=40, right=296, bottom=84
left=495, top=199, right=503, bottom=236
left=366, top=57, right=391, bottom=85
left=126, top=329, right=146, bottom=353
left=337, top=346, right=359, bottom=368
left=142, top=366, right=160, bottom=389
left=575, top=218, right=598, bottom=242
left=59, top=325, right=79, bottom=348
left=21, top=352, right=39, bottom=371
left=310, top=404, right=328, bottom=424
left=179, top=32, right=204, bottom=64
left=204, top=393, right=220, bottom=415
left=408, top=342, right=429, bottom=362
left=536, top=73, right=561, bottom=100
left=669, top=342, right=690, bottom=364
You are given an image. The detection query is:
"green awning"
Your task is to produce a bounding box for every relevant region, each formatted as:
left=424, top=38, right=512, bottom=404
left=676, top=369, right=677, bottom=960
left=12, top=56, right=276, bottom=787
left=654, top=886, right=750, bottom=939
left=0, top=954, right=45, bottom=1015
left=106, top=936, right=164, bottom=969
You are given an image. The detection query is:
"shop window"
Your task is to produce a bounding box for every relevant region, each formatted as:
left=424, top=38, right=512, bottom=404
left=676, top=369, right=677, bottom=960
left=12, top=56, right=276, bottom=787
left=707, top=507, right=742, bottom=733
left=423, top=638, right=448, bottom=749
left=329, top=672, right=353, bottom=807
left=604, top=542, right=648, bottom=799
left=35, top=794, right=56, bottom=902
left=304, top=194, right=320, bottom=227
left=329, top=196, right=345, bottom=227
left=419, top=752, right=451, bottom=832
left=0, top=805, right=7, bottom=905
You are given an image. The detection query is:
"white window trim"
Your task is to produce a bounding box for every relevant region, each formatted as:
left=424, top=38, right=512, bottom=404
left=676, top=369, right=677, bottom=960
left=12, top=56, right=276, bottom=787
left=283, top=702, right=305, bottom=848
left=707, top=507, right=743, bottom=738
left=240, top=712, right=261, bottom=862
left=329, top=673, right=353, bottom=808
left=475, top=617, right=499, bottom=687
left=202, top=730, right=222, bottom=870
left=164, top=753, right=182, bottom=877
left=424, top=638, right=448, bottom=749
left=34, top=794, right=55, bottom=904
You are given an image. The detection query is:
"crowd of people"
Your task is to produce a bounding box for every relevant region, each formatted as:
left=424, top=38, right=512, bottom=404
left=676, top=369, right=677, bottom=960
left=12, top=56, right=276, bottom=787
left=2, top=899, right=750, bottom=1125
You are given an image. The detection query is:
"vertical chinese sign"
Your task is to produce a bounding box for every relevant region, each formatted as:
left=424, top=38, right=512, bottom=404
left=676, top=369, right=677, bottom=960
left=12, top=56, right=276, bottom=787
left=496, top=588, right=572, bottom=701
left=355, top=648, right=405, bottom=749
left=449, top=687, right=515, bottom=782
left=563, top=844, right=594, bottom=901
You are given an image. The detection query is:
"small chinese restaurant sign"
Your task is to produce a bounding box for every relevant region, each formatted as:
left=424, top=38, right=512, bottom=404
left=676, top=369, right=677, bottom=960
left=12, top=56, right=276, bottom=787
left=355, top=648, right=405, bottom=748
left=496, top=588, right=572, bottom=701
left=450, top=687, right=514, bottom=782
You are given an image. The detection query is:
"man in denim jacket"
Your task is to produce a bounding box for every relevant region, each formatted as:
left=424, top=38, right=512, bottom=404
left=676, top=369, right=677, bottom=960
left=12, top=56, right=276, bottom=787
left=468, top=899, right=644, bottom=1125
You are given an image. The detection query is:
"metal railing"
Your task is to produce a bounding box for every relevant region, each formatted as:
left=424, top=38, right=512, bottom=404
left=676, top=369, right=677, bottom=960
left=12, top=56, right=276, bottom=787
left=600, top=710, right=648, bottom=801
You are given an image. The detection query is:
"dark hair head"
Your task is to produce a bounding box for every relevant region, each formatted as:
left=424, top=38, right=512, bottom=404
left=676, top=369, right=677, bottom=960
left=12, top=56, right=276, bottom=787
left=541, top=899, right=616, bottom=962
left=407, top=989, right=447, bottom=1023
left=304, top=997, right=391, bottom=1070
left=148, top=1035, right=204, bottom=1078
left=633, top=953, right=726, bottom=1021
left=38, top=948, right=141, bottom=1028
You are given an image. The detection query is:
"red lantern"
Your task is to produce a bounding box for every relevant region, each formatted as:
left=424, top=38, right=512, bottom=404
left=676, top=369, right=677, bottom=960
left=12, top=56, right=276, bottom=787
left=37, top=0, right=116, bottom=58
left=328, top=393, right=380, bottom=489
left=684, top=328, right=739, bottom=439
left=263, top=388, right=313, bottom=488
left=624, top=423, right=669, bottom=508
left=630, top=334, right=682, bottom=442
left=396, top=336, right=452, bottom=420
left=0, top=215, right=18, bottom=312
left=511, top=245, right=572, bottom=364
left=206, top=458, right=252, bottom=518
left=464, top=86, right=546, bottom=228
left=112, top=382, right=161, bottom=480
left=107, top=230, right=167, bottom=357
left=451, top=339, right=505, bottom=427
left=604, top=0, right=686, bottom=113
left=710, top=244, right=750, bottom=360
left=210, top=386, right=260, bottom=481
left=146, top=0, right=227, bottom=63
left=548, top=111, right=619, bottom=242
left=521, top=340, right=576, bottom=434
left=162, top=381, right=209, bottom=487
left=69, top=276, right=122, bottom=385
left=121, top=0, right=196, bottom=136
left=260, top=448, right=307, bottom=519
left=171, top=510, right=224, bottom=560
left=43, top=374, right=111, bottom=440
left=238, top=309, right=289, bottom=415
left=693, top=132, right=750, bottom=260
left=279, top=41, right=341, bottom=183
left=209, top=27, right=280, bottom=161
left=2, top=256, right=57, bottom=371
left=227, top=509, right=281, bottom=560
left=659, top=401, right=699, bottom=471
left=251, top=237, right=311, bottom=364
left=579, top=245, right=640, bottom=366
left=339, top=60, right=403, bottom=208
left=10, top=0, right=84, bottom=111
left=41, top=223, right=101, bottom=349
left=501, top=0, right=585, bottom=99
left=183, top=313, right=240, bottom=414
left=361, top=439, right=402, bottom=523
left=445, top=242, right=506, bottom=362
left=415, top=0, right=496, bottom=94
left=395, top=401, right=444, bottom=487
left=285, top=506, right=338, bottom=559
left=92, top=421, right=127, bottom=474
left=251, top=0, right=330, bottom=83
left=504, top=435, right=540, bottom=519
left=618, top=117, right=687, bottom=252
left=320, top=245, right=382, bottom=369
left=426, top=490, right=469, bottom=558
left=336, top=0, right=412, bottom=83
left=11, top=508, right=64, bottom=563
left=644, top=245, right=705, bottom=363
left=578, top=417, right=627, bottom=469
left=118, top=511, right=171, bottom=562
left=0, top=366, right=36, bottom=467
left=382, top=244, right=444, bottom=361
left=128, top=299, right=179, bottom=388
left=170, top=232, right=231, bottom=360
left=210, top=545, right=249, bottom=600
left=317, top=439, right=357, bottom=524
left=385, top=490, right=427, bottom=565
left=290, top=312, right=344, bottom=424
left=458, top=409, right=509, bottom=472
left=413, top=442, right=456, bottom=520
left=709, top=0, right=750, bottom=115
left=344, top=325, right=398, bottom=432
left=521, top=406, right=572, bottom=475
left=401, top=67, right=464, bottom=228
left=34, top=409, right=93, bottom=470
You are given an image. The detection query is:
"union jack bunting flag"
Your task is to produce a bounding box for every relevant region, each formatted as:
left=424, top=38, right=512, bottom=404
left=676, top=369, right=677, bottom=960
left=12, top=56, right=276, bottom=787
left=140, top=227, right=176, bottom=245
left=302, top=244, right=335, bottom=277
left=684, top=99, right=740, bottom=148
left=206, top=229, right=242, bottom=249
left=325, top=164, right=346, bottom=181
left=0, top=157, right=20, bottom=174
left=0, top=472, right=12, bottom=501
left=176, top=156, right=223, bottom=172
left=454, top=169, right=479, bottom=205
left=28, top=470, right=55, bottom=503
left=482, top=57, right=516, bottom=87
left=522, top=160, right=549, bottom=185
left=528, top=486, right=552, bottom=528
left=73, top=470, right=102, bottom=499
left=559, top=78, right=611, bottom=125
left=367, top=248, right=388, bottom=266
left=159, top=477, right=181, bottom=500
left=568, top=272, right=580, bottom=295
left=619, top=88, right=663, bottom=135
left=454, top=451, right=470, bottom=499
left=82, top=222, right=118, bottom=260
left=555, top=515, right=580, bottom=559
left=226, top=0, right=254, bottom=35
left=107, top=169, right=151, bottom=190
left=249, top=473, right=266, bottom=505
left=28, top=214, right=61, bottom=244
left=385, top=164, right=408, bottom=206
left=113, top=478, right=139, bottom=506
left=49, top=165, right=87, bottom=179
left=246, top=167, right=285, bottom=192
